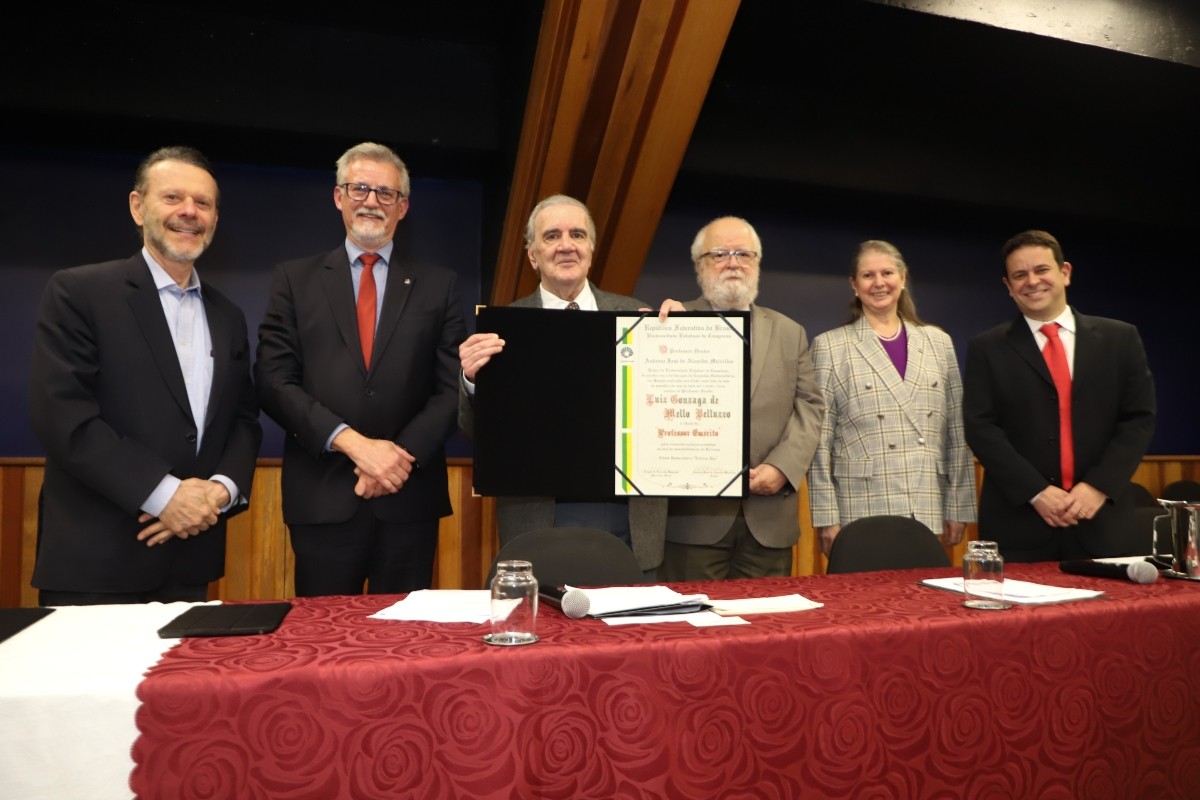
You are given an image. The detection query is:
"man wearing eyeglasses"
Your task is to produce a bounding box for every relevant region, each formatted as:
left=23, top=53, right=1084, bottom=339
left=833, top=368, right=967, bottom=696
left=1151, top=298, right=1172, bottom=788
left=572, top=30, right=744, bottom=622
left=656, top=216, right=824, bottom=580
left=257, top=142, right=466, bottom=596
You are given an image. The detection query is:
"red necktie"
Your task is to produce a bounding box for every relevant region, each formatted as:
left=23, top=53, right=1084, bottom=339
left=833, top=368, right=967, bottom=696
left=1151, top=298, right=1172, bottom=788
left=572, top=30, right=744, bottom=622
left=357, top=253, right=380, bottom=369
left=1040, top=323, right=1074, bottom=489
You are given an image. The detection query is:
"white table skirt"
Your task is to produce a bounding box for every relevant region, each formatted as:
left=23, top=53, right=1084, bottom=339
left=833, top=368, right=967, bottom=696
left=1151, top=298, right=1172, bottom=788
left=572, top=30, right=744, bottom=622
left=0, top=603, right=203, bottom=800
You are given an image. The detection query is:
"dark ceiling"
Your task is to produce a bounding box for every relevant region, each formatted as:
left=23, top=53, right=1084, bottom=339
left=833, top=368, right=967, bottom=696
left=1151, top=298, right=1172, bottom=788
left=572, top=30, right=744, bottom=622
left=684, top=2, right=1199, bottom=231
left=3, top=1, right=1197, bottom=248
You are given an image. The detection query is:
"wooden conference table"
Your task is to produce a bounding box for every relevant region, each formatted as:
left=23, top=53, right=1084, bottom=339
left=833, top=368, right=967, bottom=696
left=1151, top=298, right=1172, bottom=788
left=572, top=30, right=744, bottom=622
left=5, top=563, right=1200, bottom=799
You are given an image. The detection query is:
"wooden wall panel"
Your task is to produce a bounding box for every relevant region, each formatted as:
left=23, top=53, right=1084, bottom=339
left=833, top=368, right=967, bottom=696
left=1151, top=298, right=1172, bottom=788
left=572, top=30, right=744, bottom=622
left=3, top=456, right=1198, bottom=607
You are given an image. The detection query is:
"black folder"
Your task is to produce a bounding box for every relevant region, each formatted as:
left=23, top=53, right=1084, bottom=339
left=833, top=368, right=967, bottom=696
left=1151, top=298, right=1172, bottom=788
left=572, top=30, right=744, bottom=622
left=0, top=607, right=55, bottom=644
left=157, top=602, right=292, bottom=638
left=472, top=306, right=749, bottom=498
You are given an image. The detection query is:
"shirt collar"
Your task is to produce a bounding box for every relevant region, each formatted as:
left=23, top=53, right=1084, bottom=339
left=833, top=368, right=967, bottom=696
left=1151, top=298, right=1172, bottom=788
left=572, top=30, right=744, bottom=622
left=345, top=239, right=395, bottom=266
left=539, top=281, right=597, bottom=310
left=1023, top=306, right=1075, bottom=336
left=142, top=247, right=201, bottom=294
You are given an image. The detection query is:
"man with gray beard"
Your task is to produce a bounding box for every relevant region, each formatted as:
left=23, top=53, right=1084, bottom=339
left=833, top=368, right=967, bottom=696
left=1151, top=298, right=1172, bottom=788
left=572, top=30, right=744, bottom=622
left=656, top=216, right=824, bottom=579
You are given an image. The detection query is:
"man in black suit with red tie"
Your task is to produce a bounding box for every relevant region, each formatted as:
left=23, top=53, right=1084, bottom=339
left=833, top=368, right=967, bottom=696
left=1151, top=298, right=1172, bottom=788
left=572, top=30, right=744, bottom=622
left=257, top=142, right=466, bottom=595
left=29, top=146, right=262, bottom=605
left=963, top=230, right=1156, bottom=562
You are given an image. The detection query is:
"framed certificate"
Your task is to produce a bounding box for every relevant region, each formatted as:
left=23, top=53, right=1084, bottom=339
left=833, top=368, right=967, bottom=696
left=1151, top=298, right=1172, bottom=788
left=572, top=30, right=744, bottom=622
left=614, top=313, right=749, bottom=497
left=471, top=307, right=749, bottom=499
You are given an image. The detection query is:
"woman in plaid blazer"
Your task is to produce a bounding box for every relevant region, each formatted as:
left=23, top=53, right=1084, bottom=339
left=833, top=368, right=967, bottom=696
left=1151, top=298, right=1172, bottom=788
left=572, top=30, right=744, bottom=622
left=808, top=241, right=976, bottom=557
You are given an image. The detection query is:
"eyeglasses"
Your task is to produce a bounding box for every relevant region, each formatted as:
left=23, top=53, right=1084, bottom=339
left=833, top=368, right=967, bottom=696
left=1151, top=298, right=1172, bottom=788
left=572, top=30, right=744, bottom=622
left=338, top=183, right=406, bottom=206
left=701, top=249, right=759, bottom=264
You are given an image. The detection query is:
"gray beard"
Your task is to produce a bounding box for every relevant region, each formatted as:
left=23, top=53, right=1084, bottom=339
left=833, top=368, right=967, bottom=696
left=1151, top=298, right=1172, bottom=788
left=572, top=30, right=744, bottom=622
left=701, top=272, right=758, bottom=310
left=146, top=228, right=211, bottom=265
left=350, top=215, right=390, bottom=251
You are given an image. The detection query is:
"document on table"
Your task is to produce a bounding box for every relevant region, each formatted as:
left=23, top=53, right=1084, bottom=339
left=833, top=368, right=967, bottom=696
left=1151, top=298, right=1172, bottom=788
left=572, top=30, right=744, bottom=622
left=576, top=585, right=710, bottom=617
left=371, top=590, right=491, bottom=623
left=705, top=594, right=824, bottom=616
left=921, top=577, right=1104, bottom=604
left=580, top=587, right=823, bottom=626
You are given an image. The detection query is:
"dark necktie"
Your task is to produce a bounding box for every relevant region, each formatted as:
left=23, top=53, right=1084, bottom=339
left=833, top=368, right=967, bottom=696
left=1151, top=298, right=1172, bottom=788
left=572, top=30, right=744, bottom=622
left=1040, top=322, right=1074, bottom=489
left=566, top=301, right=580, bottom=310
left=357, top=253, right=380, bottom=369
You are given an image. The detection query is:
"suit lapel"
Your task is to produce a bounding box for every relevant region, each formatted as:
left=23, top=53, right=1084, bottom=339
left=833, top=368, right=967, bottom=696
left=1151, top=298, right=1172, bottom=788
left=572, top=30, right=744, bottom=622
left=319, top=248, right=365, bottom=376
left=749, top=306, right=770, bottom=397
left=371, top=260, right=415, bottom=370
left=125, top=257, right=194, bottom=424
left=203, top=291, right=231, bottom=432
left=1070, top=310, right=1101, bottom=393
left=682, top=297, right=755, bottom=392
left=1005, top=315, right=1054, bottom=387
left=850, top=316, right=915, bottom=410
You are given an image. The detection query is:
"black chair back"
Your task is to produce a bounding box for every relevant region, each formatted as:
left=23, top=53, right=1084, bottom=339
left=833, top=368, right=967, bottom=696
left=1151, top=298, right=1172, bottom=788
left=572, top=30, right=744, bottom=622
left=1160, top=480, right=1200, bottom=502
left=484, top=527, right=646, bottom=588
left=1086, top=504, right=1162, bottom=558
left=1123, top=482, right=1158, bottom=508
left=826, top=515, right=950, bottom=574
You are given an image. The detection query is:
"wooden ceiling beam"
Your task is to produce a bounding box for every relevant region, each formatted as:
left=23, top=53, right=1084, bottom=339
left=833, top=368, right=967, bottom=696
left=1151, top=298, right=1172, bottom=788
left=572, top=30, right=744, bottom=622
left=491, top=0, right=740, bottom=304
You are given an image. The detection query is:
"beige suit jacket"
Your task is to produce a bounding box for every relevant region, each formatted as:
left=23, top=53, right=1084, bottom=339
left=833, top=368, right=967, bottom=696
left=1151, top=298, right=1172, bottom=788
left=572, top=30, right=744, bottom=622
left=664, top=300, right=824, bottom=548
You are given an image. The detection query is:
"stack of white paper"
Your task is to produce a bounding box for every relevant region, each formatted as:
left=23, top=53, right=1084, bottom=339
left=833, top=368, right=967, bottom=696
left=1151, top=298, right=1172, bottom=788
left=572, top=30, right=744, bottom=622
left=921, top=577, right=1104, bottom=604
left=370, top=590, right=491, bottom=623
left=706, top=594, right=824, bottom=616
left=573, top=585, right=708, bottom=616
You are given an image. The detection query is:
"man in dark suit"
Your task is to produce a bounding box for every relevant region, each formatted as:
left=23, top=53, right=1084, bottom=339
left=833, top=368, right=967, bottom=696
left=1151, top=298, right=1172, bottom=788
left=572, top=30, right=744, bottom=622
left=458, top=195, right=666, bottom=574
left=29, top=146, right=261, bottom=606
left=963, top=230, right=1155, bottom=562
left=257, top=142, right=466, bottom=596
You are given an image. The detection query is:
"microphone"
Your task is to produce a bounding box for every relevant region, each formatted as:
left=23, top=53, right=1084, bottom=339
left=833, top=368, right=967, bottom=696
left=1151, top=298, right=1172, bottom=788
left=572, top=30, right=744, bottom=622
left=538, top=586, right=591, bottom=619
left=1059, top=559, right=1159, bottom=584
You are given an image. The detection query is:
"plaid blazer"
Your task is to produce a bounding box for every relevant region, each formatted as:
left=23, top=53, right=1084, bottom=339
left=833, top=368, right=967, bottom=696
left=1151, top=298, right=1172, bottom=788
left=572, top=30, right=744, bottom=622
left=808, top=316, right=976, bottom=533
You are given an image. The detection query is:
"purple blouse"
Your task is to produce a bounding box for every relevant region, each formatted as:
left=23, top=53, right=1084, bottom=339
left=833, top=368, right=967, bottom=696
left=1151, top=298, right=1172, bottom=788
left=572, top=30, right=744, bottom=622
left=879, top=325, right=908, bottom=379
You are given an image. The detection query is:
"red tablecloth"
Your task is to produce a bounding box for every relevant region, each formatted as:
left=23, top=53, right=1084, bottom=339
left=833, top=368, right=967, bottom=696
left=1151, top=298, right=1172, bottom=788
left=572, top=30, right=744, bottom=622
left=131, top=564, right=1200, bottom=799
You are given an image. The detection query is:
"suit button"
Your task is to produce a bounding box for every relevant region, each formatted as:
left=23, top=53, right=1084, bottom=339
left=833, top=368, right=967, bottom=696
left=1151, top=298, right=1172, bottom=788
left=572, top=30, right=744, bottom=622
left=186, top=432, right=197, bottom=444
left=888, top=443, right=896, bottom=449
left=918, top=437, right=926, bottom=445
left=364, top=389, right=375, bottom=398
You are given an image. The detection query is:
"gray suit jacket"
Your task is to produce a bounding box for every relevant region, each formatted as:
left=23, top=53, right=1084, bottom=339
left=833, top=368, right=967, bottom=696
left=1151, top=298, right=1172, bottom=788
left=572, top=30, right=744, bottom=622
left=664, top=300, right=824, bottom=549
left=807, top=316, right=976, bottom=534
left=459, top=282, right=667, bottom=570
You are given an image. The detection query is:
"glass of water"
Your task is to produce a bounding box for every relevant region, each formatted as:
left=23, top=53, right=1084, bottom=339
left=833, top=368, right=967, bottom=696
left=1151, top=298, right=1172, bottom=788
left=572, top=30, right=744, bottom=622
left=484, top=560, right=539, bottom=645
left=962, top=541, right=1010, bottom=610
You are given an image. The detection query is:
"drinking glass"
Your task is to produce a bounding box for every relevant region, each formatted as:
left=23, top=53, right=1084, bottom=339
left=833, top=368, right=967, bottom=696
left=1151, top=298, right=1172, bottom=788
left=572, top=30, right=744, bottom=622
left=484, top=560, right=539, bottom=645
left=962, top=540, right=1010, bottom=609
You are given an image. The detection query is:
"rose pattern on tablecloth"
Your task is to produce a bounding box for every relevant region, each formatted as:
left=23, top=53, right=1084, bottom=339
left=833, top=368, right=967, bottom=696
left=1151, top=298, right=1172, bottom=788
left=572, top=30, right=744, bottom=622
left=132, top=566, right=1200, bottom=799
